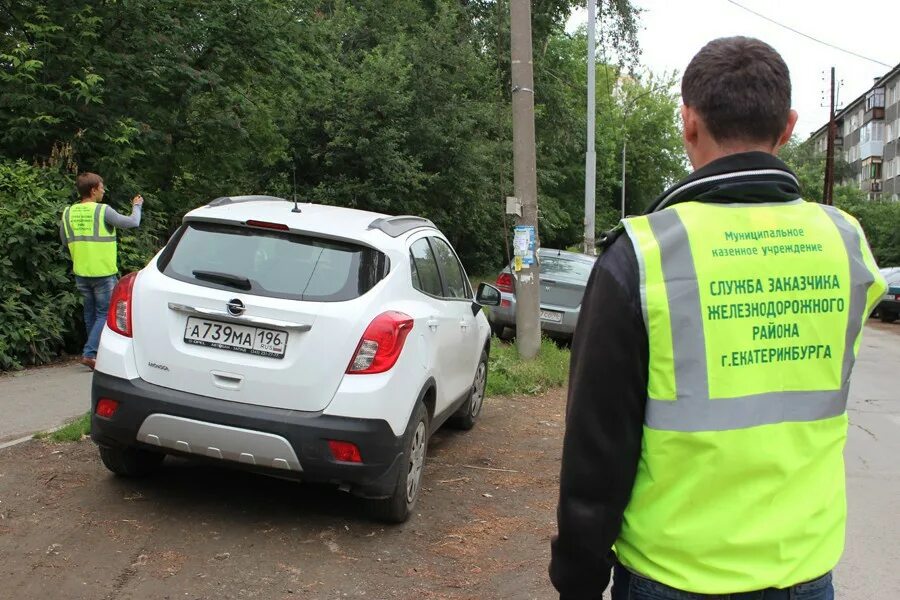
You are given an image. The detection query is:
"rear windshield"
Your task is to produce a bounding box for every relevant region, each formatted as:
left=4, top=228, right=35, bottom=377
left=539, top=256, right=594, bottom=280
left=158, top=222, right=389, bottom=302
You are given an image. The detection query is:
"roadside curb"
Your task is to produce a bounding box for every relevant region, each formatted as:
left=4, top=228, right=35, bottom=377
left=0, top=435, right=37, bottom=451
left=0, top=421, right=73, bottom=452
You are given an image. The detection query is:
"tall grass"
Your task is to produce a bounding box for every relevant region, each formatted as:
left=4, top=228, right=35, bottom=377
left=486, top=337, right=570, bottom=396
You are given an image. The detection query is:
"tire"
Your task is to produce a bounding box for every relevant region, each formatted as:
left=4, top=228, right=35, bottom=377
left=449, top=350, right=488, bottom=431
left=490, top=323, right=506, bottom=339
left=881, top=310, right=898, bottom=323
left=99, top=446, right=164, bottom=477
left=370, top=402, right=429, bottom=524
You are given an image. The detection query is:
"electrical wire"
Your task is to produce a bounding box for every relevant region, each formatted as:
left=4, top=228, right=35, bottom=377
left=725, top=0, right=893, bottom=69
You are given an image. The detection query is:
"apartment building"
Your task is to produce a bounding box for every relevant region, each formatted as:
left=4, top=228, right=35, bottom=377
left=809, top=62, right=900, bottom=201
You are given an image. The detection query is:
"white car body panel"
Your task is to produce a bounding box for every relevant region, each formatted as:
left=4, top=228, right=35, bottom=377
left=96, top=200, right=490, bottom=437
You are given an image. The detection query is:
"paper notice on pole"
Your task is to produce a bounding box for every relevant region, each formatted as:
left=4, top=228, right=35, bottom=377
left=513, top=228, right=529, bottom=256
left=514, top=256, right=523, bottom=272
left=513, top=225, right=535, bottom=266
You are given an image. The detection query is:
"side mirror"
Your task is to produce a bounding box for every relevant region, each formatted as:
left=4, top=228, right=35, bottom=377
left=475, top=283, right=501, bottom=307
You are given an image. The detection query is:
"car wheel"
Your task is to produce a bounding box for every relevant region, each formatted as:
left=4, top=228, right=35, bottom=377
left=449, top=350, right=488, bottom=431
left=491, top=323, right=506, bottom=339
left=370, top=401, right=429, bottom=524
left=99, top=446, right=164, bottom=477
left=881, top=310, right=898, bottom=323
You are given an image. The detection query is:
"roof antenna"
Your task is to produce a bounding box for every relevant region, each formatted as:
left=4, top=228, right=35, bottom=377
left=291, top=161, right=302, bottom=213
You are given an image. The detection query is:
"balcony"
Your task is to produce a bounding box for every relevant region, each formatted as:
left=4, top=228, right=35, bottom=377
left=862, top=180, right=883, bottom=193
left=860, top=140, right=884, bottom=159
left=865, top=107, right=885, bottom=123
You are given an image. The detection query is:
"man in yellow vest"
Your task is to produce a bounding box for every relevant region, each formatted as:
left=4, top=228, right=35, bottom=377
left=550, top=37, right=886, bottom=599
left=60, top=172, right=144, bottom=370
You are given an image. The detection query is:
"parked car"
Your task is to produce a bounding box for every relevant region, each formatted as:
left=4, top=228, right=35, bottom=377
left=488, top=248, right=596, bottom=341
left=876, top=267, right=900, bottom=323
left=91, top=195, right=501, bottom=523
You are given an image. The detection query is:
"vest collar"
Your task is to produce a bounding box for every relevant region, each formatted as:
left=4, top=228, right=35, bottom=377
left=645, top=151, right=801, bottom=214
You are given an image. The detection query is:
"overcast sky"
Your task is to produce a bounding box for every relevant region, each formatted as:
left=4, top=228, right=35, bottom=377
left=569, top=0, right=900, bottom=139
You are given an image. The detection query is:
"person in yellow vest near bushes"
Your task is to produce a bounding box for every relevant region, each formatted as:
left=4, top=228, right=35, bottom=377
left=550, top=37, right=886, bottom=600
left=60, top=172, right=144, bottom=370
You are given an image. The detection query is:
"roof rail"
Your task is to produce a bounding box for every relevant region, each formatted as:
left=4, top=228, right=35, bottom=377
left=207, top=195, right=289, bottom=207
left=368, top=215, right=436, bottom=237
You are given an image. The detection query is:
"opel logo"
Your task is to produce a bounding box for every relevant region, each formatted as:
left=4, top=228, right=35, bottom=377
left=226, top=298, right=245, bottom=316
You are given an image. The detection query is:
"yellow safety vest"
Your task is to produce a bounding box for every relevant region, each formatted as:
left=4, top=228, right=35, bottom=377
left=616, top=200, right=886, bottom=594
left=61, top=202, right=118, bottom=277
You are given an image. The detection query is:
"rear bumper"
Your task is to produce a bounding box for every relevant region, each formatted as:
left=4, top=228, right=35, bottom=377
left=878, top=297, right=900, bottom=314
left=90, top=371, right=404, bottom=498
left=489, top=293, right=580, bottom=337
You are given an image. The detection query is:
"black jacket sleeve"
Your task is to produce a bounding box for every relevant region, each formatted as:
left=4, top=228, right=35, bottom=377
left=549, top=236, right=649, bottom=598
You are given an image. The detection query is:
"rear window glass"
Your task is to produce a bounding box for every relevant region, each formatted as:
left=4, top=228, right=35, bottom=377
left=159, top=222, right=388, bottom=302
left=539, top=256, right=594, bottom=280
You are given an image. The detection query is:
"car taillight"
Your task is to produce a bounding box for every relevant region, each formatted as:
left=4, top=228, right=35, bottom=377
left=496, top=272, right=514, bottom=293
left=106, top=272, right=137, bottom=337
left=96, top=398, right=119, bottom=418
left=347, top=311, right=414, bottom=374
left=328, top=440, right=363, bottom=463
left=245, top=219, right=289, bottom=231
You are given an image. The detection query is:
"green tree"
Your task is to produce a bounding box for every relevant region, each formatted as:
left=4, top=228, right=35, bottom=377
left=780, top=137, right=899, bottom=266
left=0, top=0, right=649, bottom=368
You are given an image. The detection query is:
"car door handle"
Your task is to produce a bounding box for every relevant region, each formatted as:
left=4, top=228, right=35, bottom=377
left=427, top=318, right=439, bottom=331
left=459, top=319, right=469, bottom=330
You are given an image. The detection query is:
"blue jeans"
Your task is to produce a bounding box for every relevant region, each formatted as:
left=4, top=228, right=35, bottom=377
left=75, top=275, right=117, bottom=359
left=611, top=564, right=834, bottom=600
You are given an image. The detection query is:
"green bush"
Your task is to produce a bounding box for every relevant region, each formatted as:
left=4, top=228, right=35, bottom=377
left=0, top=160, right=166, bottom=370
left=0, top=160, right=81, bottom=369
left=837, top=198, right=900, bottom=267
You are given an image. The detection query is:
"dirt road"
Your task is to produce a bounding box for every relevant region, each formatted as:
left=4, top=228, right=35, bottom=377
left=1, top=323, right=897, bottom=599
left=0, top=390, right=567, bottom=600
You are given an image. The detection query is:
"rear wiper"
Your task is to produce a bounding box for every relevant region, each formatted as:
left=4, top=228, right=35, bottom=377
left=192, top=270, right=251, bottom=290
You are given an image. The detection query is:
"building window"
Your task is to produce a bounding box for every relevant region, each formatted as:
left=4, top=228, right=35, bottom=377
left=860, top=121, right=884, bottom=144
left=866, top=88, right=885, bottom=110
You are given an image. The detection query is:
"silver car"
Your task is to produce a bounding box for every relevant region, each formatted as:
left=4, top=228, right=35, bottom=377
left=488, top=248, right=596, bottom=340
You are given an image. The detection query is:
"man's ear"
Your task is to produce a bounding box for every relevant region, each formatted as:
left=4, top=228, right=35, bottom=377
left=775, top=109, right=799, bottom=151
left=682, top=105, right=699, bottom=147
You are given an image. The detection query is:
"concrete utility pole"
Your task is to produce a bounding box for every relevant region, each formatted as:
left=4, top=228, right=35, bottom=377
left=823, top=66, right=836, bottom=206
left=583, top=0, right=597, bottom=255
left=510, top=0, right=541, bottom=360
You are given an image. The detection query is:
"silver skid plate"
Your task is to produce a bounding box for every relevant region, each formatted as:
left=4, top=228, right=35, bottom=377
left=136, top=414, right=302, bottom=471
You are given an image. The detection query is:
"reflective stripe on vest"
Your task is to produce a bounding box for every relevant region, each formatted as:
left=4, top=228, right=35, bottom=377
left=615, top=200, right=887, bottom=593
left=62, top=203, right=117, bottom=277
left=621, top=201, right=883, bottom=432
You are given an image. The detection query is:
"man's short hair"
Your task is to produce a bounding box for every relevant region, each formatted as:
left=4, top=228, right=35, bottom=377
left=682, top=37, right=791, bottom=145
left=76, top=172, right=103, bottom=199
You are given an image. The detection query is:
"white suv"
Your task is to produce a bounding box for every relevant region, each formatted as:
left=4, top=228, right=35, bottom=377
left=90, top=196, right=500, bottom=522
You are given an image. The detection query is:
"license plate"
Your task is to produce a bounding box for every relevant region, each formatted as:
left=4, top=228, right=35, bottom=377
left=539, top=309, right=563, bottom=323
left=183, top=317, right=287, bottom=359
